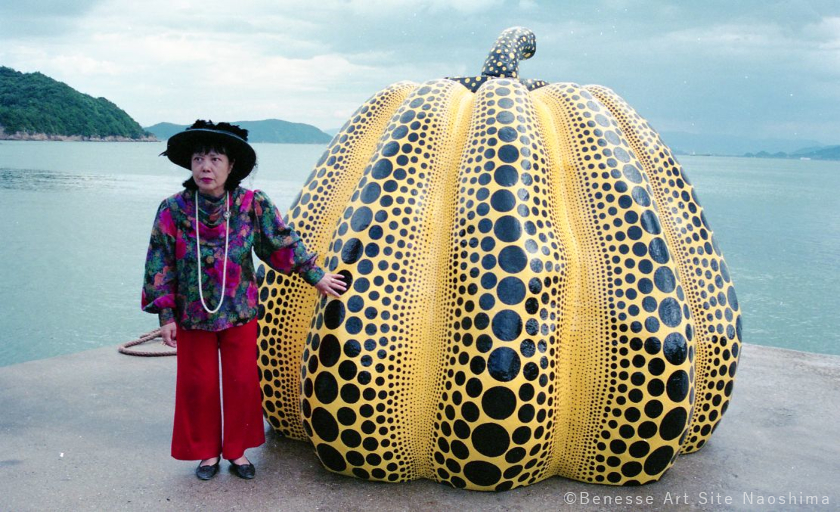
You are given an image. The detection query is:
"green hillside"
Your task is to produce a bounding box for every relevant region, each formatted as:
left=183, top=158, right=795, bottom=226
left=146, top=119, right=333, bottom=144
left=0, top=66, right=149, bottom=139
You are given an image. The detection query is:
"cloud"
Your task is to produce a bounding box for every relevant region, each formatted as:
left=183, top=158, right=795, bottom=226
left=309, top=0, right=505, bottom=15
left=1, top=0, right=840, bottom=140
left=0, top=0, right=104, bottom=37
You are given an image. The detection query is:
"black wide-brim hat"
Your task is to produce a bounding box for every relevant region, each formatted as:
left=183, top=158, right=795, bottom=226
left=162, top=120, right=257, bottom=179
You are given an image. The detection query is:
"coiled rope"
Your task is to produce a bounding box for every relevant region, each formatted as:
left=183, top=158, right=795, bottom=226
left=118, top=329, right=176, bottom=357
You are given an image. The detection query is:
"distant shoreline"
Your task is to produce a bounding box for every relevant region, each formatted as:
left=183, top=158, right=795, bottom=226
left=2, top=138, right=838, bottom=158
left=0, top=137, right=331, bottom=145
left=0, top=132, right=157, bottom=142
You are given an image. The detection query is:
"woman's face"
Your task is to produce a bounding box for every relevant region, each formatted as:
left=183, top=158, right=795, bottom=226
left=191, top=150, right=233, bottom=197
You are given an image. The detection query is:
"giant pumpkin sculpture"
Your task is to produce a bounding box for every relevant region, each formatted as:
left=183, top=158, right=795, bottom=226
left=257, top=27, right=741, bottom=490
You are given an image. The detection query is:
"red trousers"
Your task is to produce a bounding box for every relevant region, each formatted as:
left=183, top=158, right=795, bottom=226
left=171, top=319, right=265, bottom=461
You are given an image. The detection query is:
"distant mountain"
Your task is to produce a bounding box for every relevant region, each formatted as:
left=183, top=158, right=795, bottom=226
left=146, top=119, right=333, bottom=144
left=660, top=131, right=825, bottom=156
left=744, top=145, right=840, bottom=161
left=0, top=66, right=151, bottom=140
left=144, top=122, right=185, bottom=140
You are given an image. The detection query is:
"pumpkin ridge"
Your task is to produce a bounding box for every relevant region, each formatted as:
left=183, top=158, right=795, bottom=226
left=427, top=78, right=569, bottom=490
left=301, top=79, right=475, bottom=483
left=533, top=83, right=629, bottom=483
left=531, top=86, right=600, bottom=482
left=533, top=82, right=696, bottom=485
left=258, top=81, right=416, bottom=440
left=584, top=85, right=740, bottom=454
left=420, top=83, right=476, bottom=480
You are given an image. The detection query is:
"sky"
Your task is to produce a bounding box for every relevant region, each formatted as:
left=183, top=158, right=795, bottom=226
left=1, top=0, right=839, bottom=144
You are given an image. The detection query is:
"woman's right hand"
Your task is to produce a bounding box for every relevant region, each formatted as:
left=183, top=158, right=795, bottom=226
left=161, top=322, right=177, bottom=348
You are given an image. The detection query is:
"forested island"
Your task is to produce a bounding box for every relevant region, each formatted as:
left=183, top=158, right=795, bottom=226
left=0, top=66, right=151, bottom=141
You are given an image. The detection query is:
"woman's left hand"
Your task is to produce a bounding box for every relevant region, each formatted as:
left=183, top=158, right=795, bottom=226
left=314, top=272, right=347, bottom=297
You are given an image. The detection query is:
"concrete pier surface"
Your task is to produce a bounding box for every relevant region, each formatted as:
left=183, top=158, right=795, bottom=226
left=0, top=343, right=837, bottom=511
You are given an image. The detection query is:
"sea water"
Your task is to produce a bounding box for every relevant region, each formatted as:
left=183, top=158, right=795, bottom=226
left=0, top=142, right=838, bottom=366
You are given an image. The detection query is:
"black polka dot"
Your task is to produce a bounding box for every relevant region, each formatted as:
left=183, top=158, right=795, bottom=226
left=497, top=277, right=525, bottom=305
left=658, top=298, right=682, bottom=328
left=453, top=420, right=471, bottom=440
left=491, top=190, right=516, bottom=212
left=522, top=362, right=538, bottom=380
left=613, top=147, right=630, bottom=162
left=341, top=238, right=363, bottom=265
left=371, top=158, right=392, bottom=179
left=499, top=127, right=517, bottom=142
left=640, top=210, right=661, bottom=234
left=644, top=336, right=661, bottom=355
left=343, top=339, right=361, bottom=357
left=494, top=165, right=518, bottom=186
left=654, top=267, right=676, bottom=293
left=381, top=141, right=399, bottom=157
left=663, top=332, right=688, bottom=365
left=463, top=461, right=502, bottom=487
left=482, top=386, right=517, bottom=420
left=391, top=125, right=408, bottom=139
left=498, top=246, right=527, bottom=273
left=337, top=407, right=356, bottom=426
left=629, top=440, right=650, bottom=458
left=505, top=447, right=526, bottom=464
left=350, top=207, right=373, bottom=232
left=338, top=360, right=357, bottom=380
left=494, top=216, right=522, bottom=242
left=345, top=450, right=364, bottom=466
left=314, top=373, right=338, bottom=404
left=644, top=446, right=675, bottom=476
left=667, top=370, right=689, bottom=402
left=497, top=111, right=514, bottom=124
left=728, top=286, right=739, bottom=311
left=520, top=339, right=535, bottom=357
left=472, top=423, right=510, bottom=457
left=360, top=182, right=381, bottom=204
left=466, top=378, right=483, bottom=398
left=622, top=163, right=643, bottom=183
left=499, top=144, right=519, bottom=164
left=621, top=462, right=642, bottom=478
left=491, top=310, right=522, bottom=341
left=649, top=238, right=670, bottom=264
left=345, top=317, right=362, bottom=335
left=644, top=400, right=663, bottom=419
left=660, top=407, right=688, bottom=441
left=317, top=443, right=347, bottom=472
left=319, top=334, right=340, bottom=367
left=488, top=347, right=521, bottom=382
left=632, top=186, right=651, bottom=207
left=324, top=300, right=345, bottom=329
left=312, top=408, right=339, bottom=441
left=511, top=426, right=531, bottom=444
left=341, top=429, right=361, bottom=448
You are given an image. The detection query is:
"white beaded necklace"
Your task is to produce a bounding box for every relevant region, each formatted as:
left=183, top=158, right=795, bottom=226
left=195, top=191, right=230, bottom=314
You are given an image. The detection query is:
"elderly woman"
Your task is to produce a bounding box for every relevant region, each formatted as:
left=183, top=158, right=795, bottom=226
left=142, top=120, right=345, bottom=480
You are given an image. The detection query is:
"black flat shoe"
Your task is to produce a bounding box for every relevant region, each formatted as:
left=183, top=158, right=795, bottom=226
left=195, top=459, right=220, bottom=480
left=228, top=459, right=256, bottom=479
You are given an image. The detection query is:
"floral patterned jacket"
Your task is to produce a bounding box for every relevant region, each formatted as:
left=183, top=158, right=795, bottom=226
left=141, top=187, right=323, bottom=331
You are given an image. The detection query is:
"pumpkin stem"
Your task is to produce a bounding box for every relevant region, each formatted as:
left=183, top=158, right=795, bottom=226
left=481, top=27, right=536, bottom=79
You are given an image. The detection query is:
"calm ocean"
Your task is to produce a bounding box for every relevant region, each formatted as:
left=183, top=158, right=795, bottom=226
left=0, top=141, right=838, bottom=366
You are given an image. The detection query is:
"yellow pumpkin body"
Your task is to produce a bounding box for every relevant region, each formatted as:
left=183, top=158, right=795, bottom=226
left=257, top=28, right=740, bottom=490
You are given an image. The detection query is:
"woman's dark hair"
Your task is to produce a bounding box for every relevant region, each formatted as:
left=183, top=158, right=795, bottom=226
left=181, top=141, right=253, bottom=191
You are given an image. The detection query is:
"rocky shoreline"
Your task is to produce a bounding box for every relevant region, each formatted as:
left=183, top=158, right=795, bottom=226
left=0, top=131, right=157, bottom=142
